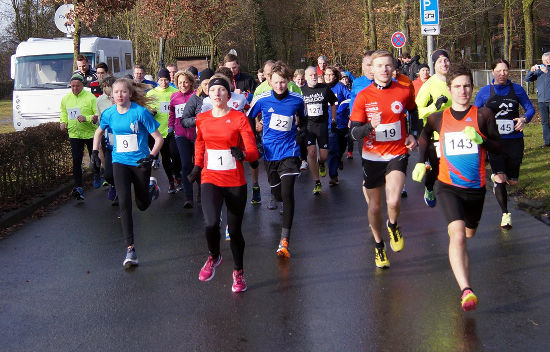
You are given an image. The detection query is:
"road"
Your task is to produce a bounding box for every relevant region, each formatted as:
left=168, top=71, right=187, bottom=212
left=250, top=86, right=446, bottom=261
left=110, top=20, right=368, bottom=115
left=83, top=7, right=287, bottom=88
left=1, top=151, right=549, bottom=351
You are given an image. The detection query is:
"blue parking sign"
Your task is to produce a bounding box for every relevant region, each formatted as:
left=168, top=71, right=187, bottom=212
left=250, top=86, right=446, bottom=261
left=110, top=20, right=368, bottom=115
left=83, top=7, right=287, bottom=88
left=420, top=0, right=439, bottom=25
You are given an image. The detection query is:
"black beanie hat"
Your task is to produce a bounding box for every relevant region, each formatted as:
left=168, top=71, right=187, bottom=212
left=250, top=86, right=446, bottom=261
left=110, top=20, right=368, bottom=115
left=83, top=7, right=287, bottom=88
left=188, top=66, right=199, bottom=76
left=157, top=68, right=170, bottom=80
left=207, top=77, right=231, bottom=93
left=431, top=49, right=449, bottom=66
left=418, top=63, right=429, bottom=71
left=199, top=68, right=215, bottom=83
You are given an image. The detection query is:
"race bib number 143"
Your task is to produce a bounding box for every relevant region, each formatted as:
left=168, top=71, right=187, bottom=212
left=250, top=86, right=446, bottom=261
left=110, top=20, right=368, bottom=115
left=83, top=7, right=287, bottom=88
left=444, top=132, right=478, bottom=156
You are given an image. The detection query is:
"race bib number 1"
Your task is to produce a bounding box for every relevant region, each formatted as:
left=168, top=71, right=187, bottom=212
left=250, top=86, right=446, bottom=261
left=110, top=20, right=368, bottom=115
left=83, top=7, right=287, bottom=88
left=175, top=103, right=186, bottom=118
left=158, top=102, right=170, bottom=114
left=207, top=149, right=237, bottom=171
left=116, top=134, right=139, bottom=153
left=269, top=113, right=292, bottom=132
left=375, top=121, right=401, bottom=142
left=307, top=103, right=323, bottom=117
left=496, top=119, right=514, bottom=135
left=444, top=132, right=478, bottom=156
left=67, top=108, right=81, bottom=120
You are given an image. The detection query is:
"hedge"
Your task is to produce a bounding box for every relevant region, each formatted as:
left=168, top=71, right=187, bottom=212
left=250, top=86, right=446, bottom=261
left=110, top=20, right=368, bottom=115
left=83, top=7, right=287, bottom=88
left=0, top=80, right=13, bottom=99
left=0, top=122, right=73, bottom=215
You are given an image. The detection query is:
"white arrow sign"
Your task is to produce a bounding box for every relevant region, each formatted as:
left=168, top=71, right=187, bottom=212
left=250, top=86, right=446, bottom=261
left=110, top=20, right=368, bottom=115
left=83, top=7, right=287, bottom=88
left=422, top=24, right=440, bottom=35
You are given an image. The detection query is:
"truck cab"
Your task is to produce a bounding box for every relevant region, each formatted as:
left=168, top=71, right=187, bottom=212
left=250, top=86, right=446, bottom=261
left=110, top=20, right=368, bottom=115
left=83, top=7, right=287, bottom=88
left=11, top=37, right=133, bottom=131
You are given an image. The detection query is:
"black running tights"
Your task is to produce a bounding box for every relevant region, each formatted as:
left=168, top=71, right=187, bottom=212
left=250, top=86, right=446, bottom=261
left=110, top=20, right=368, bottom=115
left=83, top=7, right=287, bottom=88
left=201, top=183, right=247, bottom=270
left=271, top=175, right=296, bottom=238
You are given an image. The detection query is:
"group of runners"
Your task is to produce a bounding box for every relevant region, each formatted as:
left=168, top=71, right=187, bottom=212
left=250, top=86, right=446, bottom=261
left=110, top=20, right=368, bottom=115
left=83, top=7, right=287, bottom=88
left=60, top=47, right=535, bottom=310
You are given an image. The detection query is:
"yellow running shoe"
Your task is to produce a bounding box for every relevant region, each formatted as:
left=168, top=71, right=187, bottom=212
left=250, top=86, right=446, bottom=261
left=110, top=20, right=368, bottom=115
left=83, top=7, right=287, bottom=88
left=500, top=213, right=512, bottom=229
left=387, top=220, right=404, bottom=252
left=276, top=238, right=291, bottom=258
left=312, top=182, right=322, bottom=195
left=319, top=162, right=327, bottom=177
left=461, top=288, right=478, bottom=311
left=374, top=245, right=390, bottom=268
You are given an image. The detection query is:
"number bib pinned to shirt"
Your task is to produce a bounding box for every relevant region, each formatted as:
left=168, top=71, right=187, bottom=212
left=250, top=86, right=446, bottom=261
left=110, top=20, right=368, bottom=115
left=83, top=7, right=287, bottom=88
left=496, top=119, right=514, bottom=135
left=374, top=121, right=401, bottom=142
left=444, top=132, right=478, bottom=156
left=67, top=108, right=81, bottom=120
left=207, top=149, right=237, bottom=171
left=269, top=113, right=292, bottom=132
left=158, top=102, right=170, bottom=114
left=307, top=103, right=323, bottom=117
left=116, top=134, right=139, bottom=153
left=175, top=104, right=186, bottom=118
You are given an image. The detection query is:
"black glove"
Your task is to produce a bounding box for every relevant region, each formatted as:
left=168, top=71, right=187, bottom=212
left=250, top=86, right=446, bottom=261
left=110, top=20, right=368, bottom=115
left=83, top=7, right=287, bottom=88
left=435, top=95, right=448, bottom=110
left=187, top=165, right=201, bottom=183
left=331, top=120, right=337, bottom=132
left=296, top=128, right=307, bottom=145
left=137, top=154, right=155, bottom=168
left=91, top=150, right=102, bottom=171
left=230, top=146, right=245, bottom=161
left=250, top=160, right=259, bottom=169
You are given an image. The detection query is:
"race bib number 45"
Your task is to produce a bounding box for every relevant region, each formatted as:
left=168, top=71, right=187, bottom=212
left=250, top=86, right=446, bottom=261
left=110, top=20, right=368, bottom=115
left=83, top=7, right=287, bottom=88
left=307, top=103, right=323, bottom=117
left=496, top=119, right=514, bottom=135
left=116, top=134, right=139, bottom=153
left=269, top=113, right=292, bottom=132
left=67, top=107, right=81, bottom=120
left=444, top=132, right=478, bottom=156
left=207, top=149, right=237, bottom=171
left=375, top=121, right=401, bottom=142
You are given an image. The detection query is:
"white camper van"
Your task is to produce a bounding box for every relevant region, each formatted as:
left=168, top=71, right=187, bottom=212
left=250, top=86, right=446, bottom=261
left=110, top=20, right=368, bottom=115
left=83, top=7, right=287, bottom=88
left=11, top=36, right=133, bottom=131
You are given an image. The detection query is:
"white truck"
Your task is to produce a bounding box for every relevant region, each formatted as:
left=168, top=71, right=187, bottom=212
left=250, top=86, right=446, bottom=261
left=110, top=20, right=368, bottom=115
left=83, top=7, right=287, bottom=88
left=11, top=36, right=133, bottom=131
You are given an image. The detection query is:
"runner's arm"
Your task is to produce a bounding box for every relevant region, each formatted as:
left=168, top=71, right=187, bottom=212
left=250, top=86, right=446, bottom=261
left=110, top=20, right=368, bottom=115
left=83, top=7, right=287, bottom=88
left=238, top=114, right=259, bottom=162
left=478, top=107, right=502, bottom=154
left=514, top=84, right=535, bottom=122
left=417, top=112, right=441, bottom=163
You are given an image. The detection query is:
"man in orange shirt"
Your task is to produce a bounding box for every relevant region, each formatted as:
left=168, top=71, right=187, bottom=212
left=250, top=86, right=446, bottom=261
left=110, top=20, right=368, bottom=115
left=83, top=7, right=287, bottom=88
left=412, top=64, right=430, bottom=97
left=350, top=50, right=419, bottom=269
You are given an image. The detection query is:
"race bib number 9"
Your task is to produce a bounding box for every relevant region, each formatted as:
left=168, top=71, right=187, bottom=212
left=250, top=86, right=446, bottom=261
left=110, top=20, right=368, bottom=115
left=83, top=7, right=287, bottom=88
left=67, top=108, right=81, bottom=120
left=207, top=149, right=237, bottom=171
left=116, top=134, right=139, bottom=153
left=375, top=121, right=401, bottom=142
left=158, top=102, right=170, bottom=114
left=175, top=103, right=186, bottom=118
left=307, top=103, right=323, bottom=117
left=444, top=132, right=478, bottom=156
left=496, top=119, right=514, bottom=135
left=269, top=113, right=292, bottom=132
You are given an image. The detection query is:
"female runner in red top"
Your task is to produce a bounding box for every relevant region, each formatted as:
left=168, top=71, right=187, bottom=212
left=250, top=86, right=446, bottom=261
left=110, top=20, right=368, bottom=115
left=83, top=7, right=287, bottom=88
left=188, top=74, right=259, bottom=293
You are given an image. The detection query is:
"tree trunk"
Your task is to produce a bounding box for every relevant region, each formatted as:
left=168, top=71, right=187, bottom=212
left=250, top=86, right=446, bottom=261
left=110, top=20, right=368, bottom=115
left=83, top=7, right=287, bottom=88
left=522, top=0, right=534, bottom=67
left=367, top=0, right=377, bottom=49
left=399, top=0, right=410, bottom=50
left=482, top=2, right=493, bottom=66
left=73, top=16, right=81, bottom=71
left=503, top=0, right=510, bottom=61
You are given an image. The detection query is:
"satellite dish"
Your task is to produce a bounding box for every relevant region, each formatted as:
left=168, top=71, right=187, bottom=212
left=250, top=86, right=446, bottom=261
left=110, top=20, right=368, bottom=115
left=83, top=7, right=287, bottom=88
left=54, top=4, right=75, bottom=34
left=229, top=49, right=237, bottom=56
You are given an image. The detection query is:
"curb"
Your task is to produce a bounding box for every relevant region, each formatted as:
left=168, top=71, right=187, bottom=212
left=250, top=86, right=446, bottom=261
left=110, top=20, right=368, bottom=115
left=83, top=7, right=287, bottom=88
left=0, top=172, right=92, bottom=230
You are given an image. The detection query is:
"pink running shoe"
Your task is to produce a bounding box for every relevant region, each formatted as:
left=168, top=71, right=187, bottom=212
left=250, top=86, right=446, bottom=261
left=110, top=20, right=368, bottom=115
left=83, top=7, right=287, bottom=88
left=461, top=288, right=478, bottom=311
left=232, top=270, right=247, bottom=293
left=198, top=255, right=222, bottom=282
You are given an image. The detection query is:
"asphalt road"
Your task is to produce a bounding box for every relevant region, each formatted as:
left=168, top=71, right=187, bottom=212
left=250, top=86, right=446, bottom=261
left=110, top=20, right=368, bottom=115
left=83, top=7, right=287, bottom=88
left=1, top=150, right=549, bottom=352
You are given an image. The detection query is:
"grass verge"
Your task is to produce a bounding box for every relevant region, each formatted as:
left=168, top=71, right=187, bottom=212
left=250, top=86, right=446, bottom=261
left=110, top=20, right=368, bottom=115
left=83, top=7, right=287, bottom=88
left=0, top=100, right=14, bottom=134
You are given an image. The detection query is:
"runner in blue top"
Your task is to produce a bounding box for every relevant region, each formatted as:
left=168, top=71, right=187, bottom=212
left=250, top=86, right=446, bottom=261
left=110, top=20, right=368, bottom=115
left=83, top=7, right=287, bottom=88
left=474, top=58, right=535, bottom=229
left=91, top=78, right=164, bottom=269
left=247, top=61, right=306, bottom=259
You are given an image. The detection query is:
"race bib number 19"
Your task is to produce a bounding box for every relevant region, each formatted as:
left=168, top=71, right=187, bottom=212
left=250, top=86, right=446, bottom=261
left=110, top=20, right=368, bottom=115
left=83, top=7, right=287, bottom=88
left=269, top=113, right=292, bottom=132
left=444, top=132, right=478, bottom=156
left=375, top=121, right=401, bottom=142
left=158, top=102, right=170, bottom=114
left=116, top=134, right=139, bottom=153
left=67, top=108, right=81, bottom=120
left=496, top=119, right=514, bottom=135
left=207, top=149, right=237, bottom=171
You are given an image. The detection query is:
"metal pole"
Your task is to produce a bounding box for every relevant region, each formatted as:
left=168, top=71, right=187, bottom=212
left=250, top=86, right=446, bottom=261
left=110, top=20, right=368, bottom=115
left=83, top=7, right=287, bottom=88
left=427, top=35, right=434, bottom=74
left=159, top=37, right=165, bottom=69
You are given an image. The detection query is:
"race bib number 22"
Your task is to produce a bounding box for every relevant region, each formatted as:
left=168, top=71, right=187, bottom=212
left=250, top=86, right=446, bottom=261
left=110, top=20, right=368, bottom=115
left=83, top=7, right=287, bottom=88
left=269, top=113, right=292, bottom=132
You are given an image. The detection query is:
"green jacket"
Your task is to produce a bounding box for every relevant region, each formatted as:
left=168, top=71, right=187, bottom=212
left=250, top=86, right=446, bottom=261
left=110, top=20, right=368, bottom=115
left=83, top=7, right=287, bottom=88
left=415, top=75, right=452, bottom=125
left=253, top=80, right=302, bottom=97
left=60, top=89, right=98, bottom=139
left=146, top=86, right=178, bottom=137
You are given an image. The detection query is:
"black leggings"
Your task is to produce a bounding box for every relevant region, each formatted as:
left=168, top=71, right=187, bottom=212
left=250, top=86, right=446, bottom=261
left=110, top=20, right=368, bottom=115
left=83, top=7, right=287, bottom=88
left=113, top=163, right=152, bottom=246
left=148, top=134, right=181, bottom=183
left=271, top=175, right=296, bottom=238
left=425, top=141, right=440, bottom=191
left=201, top=183, right=247, bottom=270
left=69, top=138, right=95, bottom=187
left=101, top=140, right=114, bottom=186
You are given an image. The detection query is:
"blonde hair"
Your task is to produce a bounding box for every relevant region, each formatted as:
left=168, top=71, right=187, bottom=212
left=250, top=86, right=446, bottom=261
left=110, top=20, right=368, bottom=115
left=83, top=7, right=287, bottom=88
left=370, top=50, right=394, bottom=64
left=174, top=70, right=195, bottom=90
left=113, top=78, right=155, bottom=107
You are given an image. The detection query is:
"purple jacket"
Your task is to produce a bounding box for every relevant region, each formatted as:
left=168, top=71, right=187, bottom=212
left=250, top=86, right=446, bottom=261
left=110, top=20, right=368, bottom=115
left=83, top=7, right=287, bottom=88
left=169, top=90, right=196, bottom=140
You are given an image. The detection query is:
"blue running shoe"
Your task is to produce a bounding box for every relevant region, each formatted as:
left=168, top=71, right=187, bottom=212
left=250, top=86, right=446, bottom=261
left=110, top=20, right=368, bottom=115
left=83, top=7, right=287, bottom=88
left=424, top=187, right=436, bottom=208
left=149, top=177, right=160, bottom=200
left=107, top=185, right=117, bottom=201
left=72, top=187, right=85, bottom=201
left=123, top=247, right=138, bottom=268
left=93, top=174, right=103, bottom=189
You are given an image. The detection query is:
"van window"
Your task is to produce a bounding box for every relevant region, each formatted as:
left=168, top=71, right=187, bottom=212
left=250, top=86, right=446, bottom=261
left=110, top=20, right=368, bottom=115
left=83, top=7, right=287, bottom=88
left=113, top=57, right=120, bottom=73
left=107, top=57, right=113, bottom=73
left=125, top=53, right=132, bottom=70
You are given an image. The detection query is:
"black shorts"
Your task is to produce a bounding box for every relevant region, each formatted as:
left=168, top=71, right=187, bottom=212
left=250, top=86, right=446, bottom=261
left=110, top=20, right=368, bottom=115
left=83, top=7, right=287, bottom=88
left=265, top=157, right=301, bottom=187
left=306, top=121, right=329, bottom=149
left=362, top=154, right=409, bottom=189
left=488, top=138, right=524, bottom=180
left=436, top=181, right=486, bottom=229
